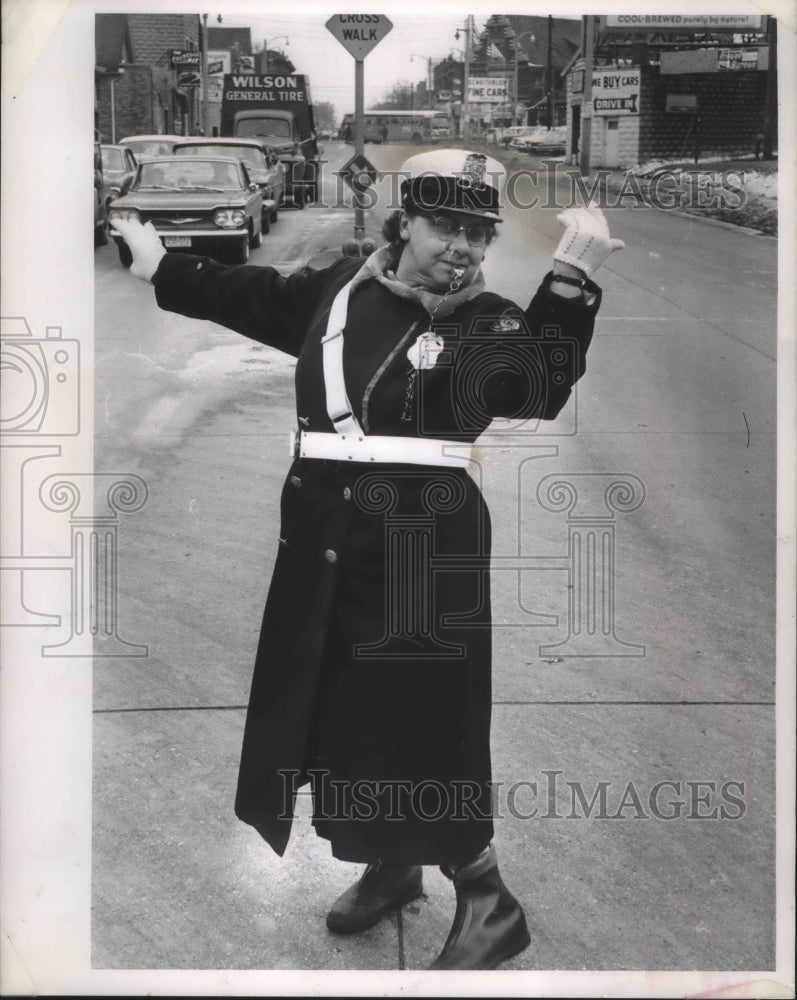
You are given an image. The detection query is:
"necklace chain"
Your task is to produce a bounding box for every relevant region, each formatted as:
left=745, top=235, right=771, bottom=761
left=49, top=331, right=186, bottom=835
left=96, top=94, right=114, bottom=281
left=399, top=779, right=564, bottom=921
left=401, top=266, right=465, bottom=424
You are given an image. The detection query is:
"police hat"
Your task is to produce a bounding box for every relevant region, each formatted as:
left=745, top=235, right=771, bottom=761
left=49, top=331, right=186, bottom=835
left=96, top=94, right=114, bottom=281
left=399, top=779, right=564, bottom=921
left=399, top=149, right=505, bottom=222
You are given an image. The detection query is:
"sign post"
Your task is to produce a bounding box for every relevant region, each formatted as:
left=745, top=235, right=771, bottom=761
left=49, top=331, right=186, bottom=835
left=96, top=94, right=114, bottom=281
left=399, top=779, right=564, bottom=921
left=326, top=14, right=393, bottom=253
left=579, top=14, right=595, bottom=176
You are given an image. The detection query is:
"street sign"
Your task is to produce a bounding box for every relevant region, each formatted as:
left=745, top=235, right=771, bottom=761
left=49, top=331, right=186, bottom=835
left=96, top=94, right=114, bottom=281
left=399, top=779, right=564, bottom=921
left=339, top=152, right=379, bottom=193
left=325, top=14, right=393, bottom=59
left=170, top=49, right=200, bottom=68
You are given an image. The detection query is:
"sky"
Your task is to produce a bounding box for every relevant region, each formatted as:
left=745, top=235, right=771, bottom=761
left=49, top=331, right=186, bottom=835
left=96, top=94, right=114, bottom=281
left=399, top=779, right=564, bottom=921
left=211, top=8, right=474, bottom=120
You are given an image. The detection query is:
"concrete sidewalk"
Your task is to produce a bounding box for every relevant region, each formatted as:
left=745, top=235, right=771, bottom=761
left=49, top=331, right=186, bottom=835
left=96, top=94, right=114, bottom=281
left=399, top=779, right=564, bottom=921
left=91, top=161, right=777, bottom=978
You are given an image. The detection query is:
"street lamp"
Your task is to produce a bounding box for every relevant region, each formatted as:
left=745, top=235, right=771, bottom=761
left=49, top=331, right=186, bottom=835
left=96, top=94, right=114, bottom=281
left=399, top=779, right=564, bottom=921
left=263, top=36, right=289, bottom=74
left=454, top=17, right=475, bottom=143
left=108, top=64, right=127, bottom=143
left=410, top=54, right=432, bottom=109
left=511, top=30, right=535, bottom=127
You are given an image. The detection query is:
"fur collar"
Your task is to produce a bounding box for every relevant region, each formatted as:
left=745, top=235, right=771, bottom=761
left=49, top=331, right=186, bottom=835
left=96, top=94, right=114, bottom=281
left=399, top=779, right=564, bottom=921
left=349, top=244, right=486, bottom=319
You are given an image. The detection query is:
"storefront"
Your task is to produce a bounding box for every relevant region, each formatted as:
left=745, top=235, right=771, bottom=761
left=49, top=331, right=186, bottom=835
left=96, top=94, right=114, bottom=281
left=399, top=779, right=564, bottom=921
left=563, top=15, right=774, bottom=168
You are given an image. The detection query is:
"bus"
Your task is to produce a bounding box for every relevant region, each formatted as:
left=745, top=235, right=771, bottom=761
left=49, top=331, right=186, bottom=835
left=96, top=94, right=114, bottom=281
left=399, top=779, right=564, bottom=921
left=339, top=110, right=451, bottom=144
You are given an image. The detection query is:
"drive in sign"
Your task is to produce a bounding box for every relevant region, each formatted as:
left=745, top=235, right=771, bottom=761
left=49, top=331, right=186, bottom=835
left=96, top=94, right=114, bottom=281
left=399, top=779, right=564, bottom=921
left=326, top=14, right=393, bottom=59
left=591, top=68, right=640, bottom=116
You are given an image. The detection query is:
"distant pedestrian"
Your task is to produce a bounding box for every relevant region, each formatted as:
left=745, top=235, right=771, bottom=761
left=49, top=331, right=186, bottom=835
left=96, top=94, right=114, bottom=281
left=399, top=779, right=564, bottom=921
left=111, top=150, right=623, bottom=970
left=380, top=121, right=388, bottom=144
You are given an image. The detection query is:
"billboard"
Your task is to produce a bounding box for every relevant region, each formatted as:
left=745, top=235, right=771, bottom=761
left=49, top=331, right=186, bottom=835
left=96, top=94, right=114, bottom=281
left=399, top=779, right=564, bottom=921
left=207, top=50, right=231, bottom=76
left=602, top=14, right=765, bottom=32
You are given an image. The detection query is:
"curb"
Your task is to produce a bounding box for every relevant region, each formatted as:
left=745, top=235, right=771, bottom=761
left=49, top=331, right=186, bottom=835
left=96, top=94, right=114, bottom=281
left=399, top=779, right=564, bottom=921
left=648, top=206, right=772, bottom=238
left=473, top=139, right=777, bottom=238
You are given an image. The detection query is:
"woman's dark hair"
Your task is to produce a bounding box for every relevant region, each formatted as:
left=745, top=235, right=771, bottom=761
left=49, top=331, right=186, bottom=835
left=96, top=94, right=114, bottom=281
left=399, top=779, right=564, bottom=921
left=381, top=206, right=419, bottom=246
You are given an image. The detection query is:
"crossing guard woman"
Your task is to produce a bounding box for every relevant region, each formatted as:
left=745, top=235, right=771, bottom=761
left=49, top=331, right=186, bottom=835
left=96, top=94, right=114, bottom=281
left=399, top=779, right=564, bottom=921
left=113, top=149, right=624, bottom=970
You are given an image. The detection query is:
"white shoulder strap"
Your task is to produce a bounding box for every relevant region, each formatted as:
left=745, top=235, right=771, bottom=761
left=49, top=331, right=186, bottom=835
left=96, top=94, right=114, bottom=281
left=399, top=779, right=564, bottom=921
left=321, top=279, right=363, bottom=436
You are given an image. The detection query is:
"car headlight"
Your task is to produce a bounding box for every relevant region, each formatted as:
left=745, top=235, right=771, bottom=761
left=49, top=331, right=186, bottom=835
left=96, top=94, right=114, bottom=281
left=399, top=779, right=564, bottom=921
left=109, top=208, right=141, bottom=224
left=214, top=209, right=246, bottom=228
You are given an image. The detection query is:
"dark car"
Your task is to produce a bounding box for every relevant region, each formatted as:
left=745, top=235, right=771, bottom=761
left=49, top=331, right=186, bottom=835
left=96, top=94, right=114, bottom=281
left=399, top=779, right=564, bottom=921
left=94, top=142, right=109, bottom=246
left=118, top=134, right=188, bottom=159
left=173, top=138, right=283, bottom=230
left=109, top=155, right=263, bottom=265
left=100, top=144, right=138, bottom=201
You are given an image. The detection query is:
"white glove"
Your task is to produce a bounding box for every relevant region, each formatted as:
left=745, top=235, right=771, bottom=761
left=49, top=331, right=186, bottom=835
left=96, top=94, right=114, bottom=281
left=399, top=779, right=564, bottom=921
left=554, top=204, right=625, bottom=277
left=111, top=218, right=166, bottom=282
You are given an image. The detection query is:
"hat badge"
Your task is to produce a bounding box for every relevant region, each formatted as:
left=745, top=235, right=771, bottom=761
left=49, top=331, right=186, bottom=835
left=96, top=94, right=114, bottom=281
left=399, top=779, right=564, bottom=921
left=455, top=153, right=488, bottom=191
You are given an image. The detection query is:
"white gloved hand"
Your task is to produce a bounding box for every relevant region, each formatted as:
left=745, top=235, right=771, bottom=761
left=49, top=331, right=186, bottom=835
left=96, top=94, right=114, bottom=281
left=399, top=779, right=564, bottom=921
left=111, top=218, right=166, bottom=282
left=554, top=204, right=625, bottom=277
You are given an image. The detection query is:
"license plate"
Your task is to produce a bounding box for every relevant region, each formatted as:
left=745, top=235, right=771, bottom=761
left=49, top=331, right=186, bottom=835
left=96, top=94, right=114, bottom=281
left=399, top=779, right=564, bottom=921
left=164, top=236, right=192, bottom=248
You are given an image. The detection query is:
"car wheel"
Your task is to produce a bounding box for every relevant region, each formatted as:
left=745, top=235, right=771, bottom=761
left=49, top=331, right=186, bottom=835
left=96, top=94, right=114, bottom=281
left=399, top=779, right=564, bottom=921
left=95, top=206, right=110, bottom=247
left=411, top=132, right=422, bottom=144
left=117, top=241, right=133, bottom=268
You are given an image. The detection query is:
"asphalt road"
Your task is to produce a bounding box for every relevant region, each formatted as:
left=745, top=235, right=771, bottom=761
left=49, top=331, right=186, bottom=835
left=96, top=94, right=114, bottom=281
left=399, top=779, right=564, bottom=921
left=92, top=141, right=777, bottom=975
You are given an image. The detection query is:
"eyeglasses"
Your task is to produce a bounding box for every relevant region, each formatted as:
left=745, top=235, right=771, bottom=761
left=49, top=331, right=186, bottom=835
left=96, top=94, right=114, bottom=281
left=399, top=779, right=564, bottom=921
left=427, top=214, right=495, bottom=248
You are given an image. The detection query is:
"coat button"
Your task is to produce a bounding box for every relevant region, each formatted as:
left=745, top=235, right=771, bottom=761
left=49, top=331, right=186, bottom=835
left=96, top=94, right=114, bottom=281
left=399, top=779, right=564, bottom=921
left=343, top=486, right=352, bottom=501
left=290, top=475, right=302, bottom=488
left=324, top=549, right=338, bottom=564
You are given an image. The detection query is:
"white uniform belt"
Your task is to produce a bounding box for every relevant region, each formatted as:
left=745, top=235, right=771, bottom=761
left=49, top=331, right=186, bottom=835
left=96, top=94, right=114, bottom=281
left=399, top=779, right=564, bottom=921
left=290, top=430, right=472, bottom=468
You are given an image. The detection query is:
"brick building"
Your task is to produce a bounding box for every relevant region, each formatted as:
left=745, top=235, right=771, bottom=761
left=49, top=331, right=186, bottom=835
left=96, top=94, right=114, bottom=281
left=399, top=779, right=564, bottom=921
left=562, top=16, right=776, bottom=168
left=95, top=13, right=202, bottom=142
left=471, top=15, right=582, bottom=126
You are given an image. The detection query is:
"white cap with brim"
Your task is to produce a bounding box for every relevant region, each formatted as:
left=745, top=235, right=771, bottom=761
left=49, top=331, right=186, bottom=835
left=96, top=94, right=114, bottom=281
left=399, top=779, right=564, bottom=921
left=399, top=149, right=506, bottom=222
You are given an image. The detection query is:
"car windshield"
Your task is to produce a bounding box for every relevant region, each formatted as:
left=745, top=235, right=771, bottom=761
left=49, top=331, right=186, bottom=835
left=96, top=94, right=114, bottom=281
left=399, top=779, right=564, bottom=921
left=137, top=160, right=243, bottom=191
left=101, top=148, right=125, bottom=171
left=124, top=140, right=175, bottom=157
left=177, top=145, right=264, bottom=171
left=236, top=117, right=291, bottom=138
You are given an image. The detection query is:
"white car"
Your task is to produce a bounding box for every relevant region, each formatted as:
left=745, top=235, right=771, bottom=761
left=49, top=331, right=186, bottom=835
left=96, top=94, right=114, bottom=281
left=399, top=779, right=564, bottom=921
left=509, top=126, right=567, bottom=156
left=501, top=125, right=537, bottom=147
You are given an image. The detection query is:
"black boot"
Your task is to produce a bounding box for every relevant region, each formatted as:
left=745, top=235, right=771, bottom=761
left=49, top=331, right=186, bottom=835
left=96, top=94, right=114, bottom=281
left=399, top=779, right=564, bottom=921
left=428, top=844, right=530, bottom=970
left=326, top=862, right=423, bottom=934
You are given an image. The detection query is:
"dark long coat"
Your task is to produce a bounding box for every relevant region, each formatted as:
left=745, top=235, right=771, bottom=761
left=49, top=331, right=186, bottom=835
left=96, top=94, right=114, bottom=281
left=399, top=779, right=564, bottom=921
left=153, top=248, right=600, bottom=865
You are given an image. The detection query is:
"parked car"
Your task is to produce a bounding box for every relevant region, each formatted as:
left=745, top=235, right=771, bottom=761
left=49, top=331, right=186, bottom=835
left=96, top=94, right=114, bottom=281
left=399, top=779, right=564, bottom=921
left=118, top=134, right=188, bottom=159
left=509, top=126, right=567, bottom=156
left=94, top=142, right=109, bottom=246
left=173, top=138, right=283, bottom=230
left=100, top=144, right=138, bottom=200
left=109, top=155, right=263, bottom=266
left=500, top=125, right=537, bottom=147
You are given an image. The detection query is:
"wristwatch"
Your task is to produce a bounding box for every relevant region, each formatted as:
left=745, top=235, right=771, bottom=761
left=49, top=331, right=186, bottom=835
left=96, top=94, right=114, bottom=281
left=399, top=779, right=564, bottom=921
left=550, top=272, right=588, bottom=290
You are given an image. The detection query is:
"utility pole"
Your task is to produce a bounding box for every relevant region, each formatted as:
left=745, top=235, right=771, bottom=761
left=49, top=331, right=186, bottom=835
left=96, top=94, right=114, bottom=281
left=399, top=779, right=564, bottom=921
left=763, top=15, right=777, bottom=159
left=462, top=15, right=472, bottom=143
left=546, top=14, right=553, bottom=128
left=201, top=14, right=209, bottom=136
left=579, top=14, right=594, bottom=176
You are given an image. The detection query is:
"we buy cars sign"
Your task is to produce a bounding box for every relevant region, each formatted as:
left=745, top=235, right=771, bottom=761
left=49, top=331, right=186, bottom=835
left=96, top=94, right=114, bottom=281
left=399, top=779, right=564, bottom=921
left=325, top=14, right=393, bottom=59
